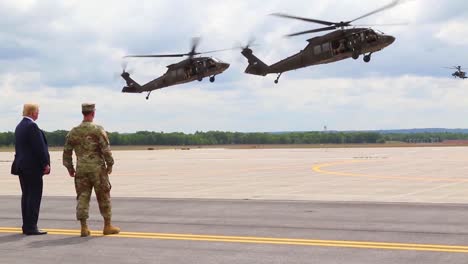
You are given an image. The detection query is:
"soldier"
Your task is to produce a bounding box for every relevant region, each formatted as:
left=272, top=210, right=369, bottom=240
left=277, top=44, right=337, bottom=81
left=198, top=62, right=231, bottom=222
left=62, top=103, right=120, bottom=237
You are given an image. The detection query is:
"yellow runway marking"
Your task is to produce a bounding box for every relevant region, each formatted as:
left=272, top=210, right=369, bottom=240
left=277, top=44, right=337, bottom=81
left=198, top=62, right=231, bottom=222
left=313, top=160, right=468, bottom=182
left=1, top=227, right=468, bottom=253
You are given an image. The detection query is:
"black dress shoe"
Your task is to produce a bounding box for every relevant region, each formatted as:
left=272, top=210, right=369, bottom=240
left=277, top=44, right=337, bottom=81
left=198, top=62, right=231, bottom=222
left=24, top=229, right=47, bottom=235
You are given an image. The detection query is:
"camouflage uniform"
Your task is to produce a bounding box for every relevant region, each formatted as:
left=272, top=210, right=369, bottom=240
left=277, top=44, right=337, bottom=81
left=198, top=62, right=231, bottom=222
left=63, top=107, right=114, bottom=221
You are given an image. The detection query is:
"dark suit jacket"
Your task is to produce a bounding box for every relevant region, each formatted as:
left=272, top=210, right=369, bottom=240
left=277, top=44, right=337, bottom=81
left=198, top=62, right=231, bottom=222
left=14, top=118, right=50, bottom=176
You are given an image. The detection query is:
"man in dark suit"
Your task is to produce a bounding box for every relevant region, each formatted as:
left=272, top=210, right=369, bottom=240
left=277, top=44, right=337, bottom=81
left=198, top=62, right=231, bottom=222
left=13, top=103, right=50, bottom=235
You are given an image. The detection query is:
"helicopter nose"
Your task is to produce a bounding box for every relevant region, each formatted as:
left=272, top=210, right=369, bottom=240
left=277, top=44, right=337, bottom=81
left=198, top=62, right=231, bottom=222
left=384, top=35, right=395, bottom=45
left=221, top=63, right=230, bottom=71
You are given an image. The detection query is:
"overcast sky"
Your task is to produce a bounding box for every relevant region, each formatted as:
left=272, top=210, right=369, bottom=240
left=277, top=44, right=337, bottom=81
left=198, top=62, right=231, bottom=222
left=1, top=0, right=468, bottom=133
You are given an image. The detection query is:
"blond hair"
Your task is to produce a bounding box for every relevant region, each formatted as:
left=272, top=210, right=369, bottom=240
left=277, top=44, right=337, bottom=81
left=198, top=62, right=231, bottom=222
left=23, top=104, right=39, bottom=117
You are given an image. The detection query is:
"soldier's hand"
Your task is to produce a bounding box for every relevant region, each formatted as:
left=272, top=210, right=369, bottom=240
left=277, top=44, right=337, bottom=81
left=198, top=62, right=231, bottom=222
left=68, top=169, right=75, bottom=178
left=107, top=166, right=113, bottom=175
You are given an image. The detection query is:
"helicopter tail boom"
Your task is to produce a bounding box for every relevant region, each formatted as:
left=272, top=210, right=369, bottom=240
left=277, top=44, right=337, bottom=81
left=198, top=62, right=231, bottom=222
left=241, top=48, right=269, bottom=76
left=121, top=72, right=142, bottom=93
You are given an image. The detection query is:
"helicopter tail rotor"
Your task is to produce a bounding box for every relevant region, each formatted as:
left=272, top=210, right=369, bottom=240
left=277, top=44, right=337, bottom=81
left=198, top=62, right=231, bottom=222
left=121, top=61, right=129, bottom=73
left=239, top=38, right=269, bottom=76
left=244, top=37, right=257, bottom=49
left=238, top=37, right=257, bottom=54
left=113, top=61, right=132, bottom=81
left=121, top=68, right=142, bottom=94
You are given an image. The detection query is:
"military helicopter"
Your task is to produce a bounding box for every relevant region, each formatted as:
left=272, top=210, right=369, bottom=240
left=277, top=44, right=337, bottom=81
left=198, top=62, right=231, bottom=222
left=444, top=66, right=466, bottom=79
left=241, top=0, right=401, bottom=84
left=121, top=38, right=230, bottom=99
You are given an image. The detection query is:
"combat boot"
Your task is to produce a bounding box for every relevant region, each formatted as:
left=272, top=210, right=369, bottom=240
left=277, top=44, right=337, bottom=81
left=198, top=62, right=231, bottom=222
left=103, top=217, right=120, bottom=235
left=80, top=219, right=91, bottom=237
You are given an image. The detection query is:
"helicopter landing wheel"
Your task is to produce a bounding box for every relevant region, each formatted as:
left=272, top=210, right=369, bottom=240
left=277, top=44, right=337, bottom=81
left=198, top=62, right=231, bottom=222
left=198, top=77, right=203, bottom=82
left=209, top=76, right=215, bottom=83
left=352, top=52, right=360, bottom=60
left=146, top=91, right=152, bottom=100
left=274, top=73, right=282, bottom=84
left=363, top=54, right=371, bottom=63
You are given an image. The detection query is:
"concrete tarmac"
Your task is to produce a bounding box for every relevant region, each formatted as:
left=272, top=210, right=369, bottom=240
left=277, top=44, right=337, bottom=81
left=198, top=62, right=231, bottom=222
left=1, top=147, right=468, bottom=263
left=2, top=147, right=468, bottom=202
left=1, top=197, right=468, bottom=263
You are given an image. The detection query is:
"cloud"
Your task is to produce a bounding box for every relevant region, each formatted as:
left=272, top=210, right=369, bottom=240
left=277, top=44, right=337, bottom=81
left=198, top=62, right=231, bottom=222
left=435, top=19, right=468, bottom=46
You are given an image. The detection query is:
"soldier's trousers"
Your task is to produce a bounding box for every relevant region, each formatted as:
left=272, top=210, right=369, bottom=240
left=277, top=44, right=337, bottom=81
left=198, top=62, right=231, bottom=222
left=74, top=168, right=112, bottom=220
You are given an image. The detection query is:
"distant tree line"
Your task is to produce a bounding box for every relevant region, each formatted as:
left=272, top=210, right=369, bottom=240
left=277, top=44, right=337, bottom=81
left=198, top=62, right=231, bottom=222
left=106, top=131, right=383, bottom=146
left=1, top=131, right=468, bottom=147
left=0, top=130, right=383, bottom=146
left=382, top=132, right=468, bottom=143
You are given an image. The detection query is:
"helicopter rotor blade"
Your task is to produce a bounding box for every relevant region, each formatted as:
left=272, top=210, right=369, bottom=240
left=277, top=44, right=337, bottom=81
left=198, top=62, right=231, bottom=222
left=188, top=37, right=201, bottom=59
left=270, top=13, right=335, bottom=26
left=198, top=47, right=237, bottom=55
left=191, top=37, right=200, bottom=53
left=115, top=61, right=133, bottom=80
left=238, top=37, right=257, bottom=50
left=246, top=37, right=256, bottom=49
left=124, top=54, right=186, bottom=58
left=121, top=61, right=128, bottom=71
left=114, top=68, right=134, bottom=80
left=237, top=37, right=257, bottom=50
left=350, top=0, right=401, bottom=23
left=353, top=22, right=408, bottom=27
left=123, top=37, right=233, bottom=61
left=272, top=0, right=404, bottom=37
left=286, top=26, right=338, bottom=37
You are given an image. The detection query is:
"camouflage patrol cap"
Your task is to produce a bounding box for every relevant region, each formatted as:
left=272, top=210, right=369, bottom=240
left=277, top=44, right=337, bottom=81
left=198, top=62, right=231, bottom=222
left=81, top=103, right=95, bottom=112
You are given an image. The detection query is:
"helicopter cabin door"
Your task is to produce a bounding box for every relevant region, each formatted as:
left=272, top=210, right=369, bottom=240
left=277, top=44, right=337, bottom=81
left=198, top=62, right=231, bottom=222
left=312, top=42, right=332, bottom=62
left=166, top=67, right=188, bottom=83
left=331, top=38, right=350, bottom=56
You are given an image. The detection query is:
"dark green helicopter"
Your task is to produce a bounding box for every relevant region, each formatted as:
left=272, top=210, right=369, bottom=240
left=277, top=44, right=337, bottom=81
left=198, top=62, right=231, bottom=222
left=444, top=66, right=466, bottom=79
left=121, top=38, right=230, bottom=100
left=242, top=0, right=402, bottom=83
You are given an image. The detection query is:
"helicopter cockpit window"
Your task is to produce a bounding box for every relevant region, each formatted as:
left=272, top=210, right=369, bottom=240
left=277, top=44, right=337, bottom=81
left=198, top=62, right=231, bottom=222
left=321, top=43, right=330, bottom=53
left=206, top=59, right=216, bottom=68
left=313, top=45, right=321, bottom=55
left=365, top=31, right=378, bottom=42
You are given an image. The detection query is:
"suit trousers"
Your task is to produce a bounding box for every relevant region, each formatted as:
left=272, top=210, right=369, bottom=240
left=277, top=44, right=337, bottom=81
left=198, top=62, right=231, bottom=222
left=18, top=173, right=43, bottom=232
